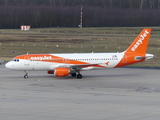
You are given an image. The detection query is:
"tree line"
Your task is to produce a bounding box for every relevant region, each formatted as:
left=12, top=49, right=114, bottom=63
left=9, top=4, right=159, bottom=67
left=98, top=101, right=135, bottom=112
left=0, top=0, right=160, bottom=28
left=2, top=0, right=160, bottom=9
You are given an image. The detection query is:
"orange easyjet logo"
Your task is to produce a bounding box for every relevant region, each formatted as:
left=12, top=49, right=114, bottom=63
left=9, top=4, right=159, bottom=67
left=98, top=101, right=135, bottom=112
left=131, top=30, right=149, bottom=51
left=30, top=56, right=52, bottom=60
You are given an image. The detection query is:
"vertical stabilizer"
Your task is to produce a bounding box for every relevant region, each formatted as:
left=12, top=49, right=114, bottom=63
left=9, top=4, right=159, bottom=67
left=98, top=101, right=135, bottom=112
left=125, top=29, right=151, bottom=54
left=115, top=29, right=152, bottom=68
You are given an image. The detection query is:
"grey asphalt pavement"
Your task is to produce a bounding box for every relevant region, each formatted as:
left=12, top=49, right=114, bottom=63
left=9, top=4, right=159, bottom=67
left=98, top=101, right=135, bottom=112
left=0, top=64, right=160, bottom=120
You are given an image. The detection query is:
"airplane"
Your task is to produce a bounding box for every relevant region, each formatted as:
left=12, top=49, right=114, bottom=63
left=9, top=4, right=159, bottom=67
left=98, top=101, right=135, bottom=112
left=5, top=29, right=154, bottom=79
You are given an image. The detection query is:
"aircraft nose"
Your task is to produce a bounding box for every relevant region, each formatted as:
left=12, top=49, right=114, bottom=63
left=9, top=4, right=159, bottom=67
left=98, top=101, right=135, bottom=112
left=5, top=62, right=12, bottom=69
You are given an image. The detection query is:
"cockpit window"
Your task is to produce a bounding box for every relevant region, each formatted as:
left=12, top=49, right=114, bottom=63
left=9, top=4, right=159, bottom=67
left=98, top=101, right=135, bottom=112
left=12, top=59, right=19, bottom=62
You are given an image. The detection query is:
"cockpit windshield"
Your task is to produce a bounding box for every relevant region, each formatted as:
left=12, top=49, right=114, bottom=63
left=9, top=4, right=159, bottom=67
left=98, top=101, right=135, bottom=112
left=12, top=59, right=19, bottom=62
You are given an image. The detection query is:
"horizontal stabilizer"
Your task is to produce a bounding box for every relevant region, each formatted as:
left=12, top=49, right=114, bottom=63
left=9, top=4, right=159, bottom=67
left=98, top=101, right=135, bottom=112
left=135, top=54, right=154, bottom=60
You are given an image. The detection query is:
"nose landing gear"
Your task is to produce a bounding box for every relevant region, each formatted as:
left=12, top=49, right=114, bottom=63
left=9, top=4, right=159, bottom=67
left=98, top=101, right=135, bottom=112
left=24, top=71, right=28, bottom=79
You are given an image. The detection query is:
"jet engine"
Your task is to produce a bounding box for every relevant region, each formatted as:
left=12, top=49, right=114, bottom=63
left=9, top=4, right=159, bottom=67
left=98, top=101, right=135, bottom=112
left=54, top=68, right=70, bottom=77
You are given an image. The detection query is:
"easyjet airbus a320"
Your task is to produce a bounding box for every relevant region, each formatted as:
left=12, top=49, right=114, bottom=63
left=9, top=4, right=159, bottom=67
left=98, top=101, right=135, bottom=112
left=5, top=29, right=154, bottom=79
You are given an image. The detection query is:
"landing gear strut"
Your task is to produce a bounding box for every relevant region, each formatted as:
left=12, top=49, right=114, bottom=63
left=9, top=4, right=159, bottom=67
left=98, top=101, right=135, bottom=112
left=24, top=71, right=28, bottom=79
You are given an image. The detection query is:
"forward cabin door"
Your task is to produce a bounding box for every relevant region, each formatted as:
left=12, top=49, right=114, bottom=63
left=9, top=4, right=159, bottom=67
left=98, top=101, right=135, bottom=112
left=24, top=56, right=29, bottom=66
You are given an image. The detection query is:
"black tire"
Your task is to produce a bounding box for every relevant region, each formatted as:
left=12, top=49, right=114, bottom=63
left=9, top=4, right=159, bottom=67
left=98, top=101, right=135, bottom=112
left=71, top=73, right=77, bottom=77
left=77, top=74, right=82, bottom=79
left=24, top=75, right=28, bottom=79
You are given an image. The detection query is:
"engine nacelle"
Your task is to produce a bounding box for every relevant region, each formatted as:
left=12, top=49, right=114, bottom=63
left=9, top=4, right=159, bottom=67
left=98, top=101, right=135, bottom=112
left=48, top=70, right=54, bottom=74
left=54, top=68, right=70, bottom=77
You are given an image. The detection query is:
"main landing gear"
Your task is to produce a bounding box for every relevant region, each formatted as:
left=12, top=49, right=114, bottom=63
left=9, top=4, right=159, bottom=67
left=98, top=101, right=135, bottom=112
left=71, top=72, right=82, bottom=79
left=24, top=71, right=28, bottom=79
left=77, top=74, right=82, bottom=79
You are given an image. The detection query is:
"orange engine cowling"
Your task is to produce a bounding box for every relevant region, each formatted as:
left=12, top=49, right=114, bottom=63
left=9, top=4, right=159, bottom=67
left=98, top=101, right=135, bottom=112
left=54, top=68, right=70, bottom=77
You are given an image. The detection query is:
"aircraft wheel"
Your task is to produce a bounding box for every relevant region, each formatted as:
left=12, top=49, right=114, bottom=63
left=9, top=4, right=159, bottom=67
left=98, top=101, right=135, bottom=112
left=77, top=74, right=82, bottom=79
left=24, top=75, right=28, bottom=79
left=71, top=73, right=76, bottom=77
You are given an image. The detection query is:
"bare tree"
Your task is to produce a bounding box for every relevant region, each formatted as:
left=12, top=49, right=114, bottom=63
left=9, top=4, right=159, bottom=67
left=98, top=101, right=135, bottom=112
left=158, top=0, right=160, bottom=8
left=139, top=0, right=144, bottom=10
left=130, top=0, right=132, bottom=8
left=149, top=0, right=153, bottom=9
left=49, top=0, right=53, bottom=7
left=5, top=0, right=8, bottom=5
left=109, top=0, right=113, bottom=8
left=53, top=0, right=56, bottom=6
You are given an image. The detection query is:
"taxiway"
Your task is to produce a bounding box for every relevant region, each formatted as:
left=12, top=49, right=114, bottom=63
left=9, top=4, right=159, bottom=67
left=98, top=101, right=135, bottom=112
left=0, top=64, right=160, bottom=120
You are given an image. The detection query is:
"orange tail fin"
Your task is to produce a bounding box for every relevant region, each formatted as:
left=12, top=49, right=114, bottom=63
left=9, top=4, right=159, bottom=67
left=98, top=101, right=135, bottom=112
left=125, top=29, right=151, bottom=54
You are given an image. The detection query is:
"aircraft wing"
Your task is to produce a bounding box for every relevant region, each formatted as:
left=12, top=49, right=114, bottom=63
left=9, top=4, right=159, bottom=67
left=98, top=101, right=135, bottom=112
left=57, top=63, right=103, bottom=69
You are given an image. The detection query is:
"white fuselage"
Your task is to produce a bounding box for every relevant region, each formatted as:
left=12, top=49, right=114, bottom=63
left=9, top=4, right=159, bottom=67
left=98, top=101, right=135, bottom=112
left=6, top=52, right=124, bottom=71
